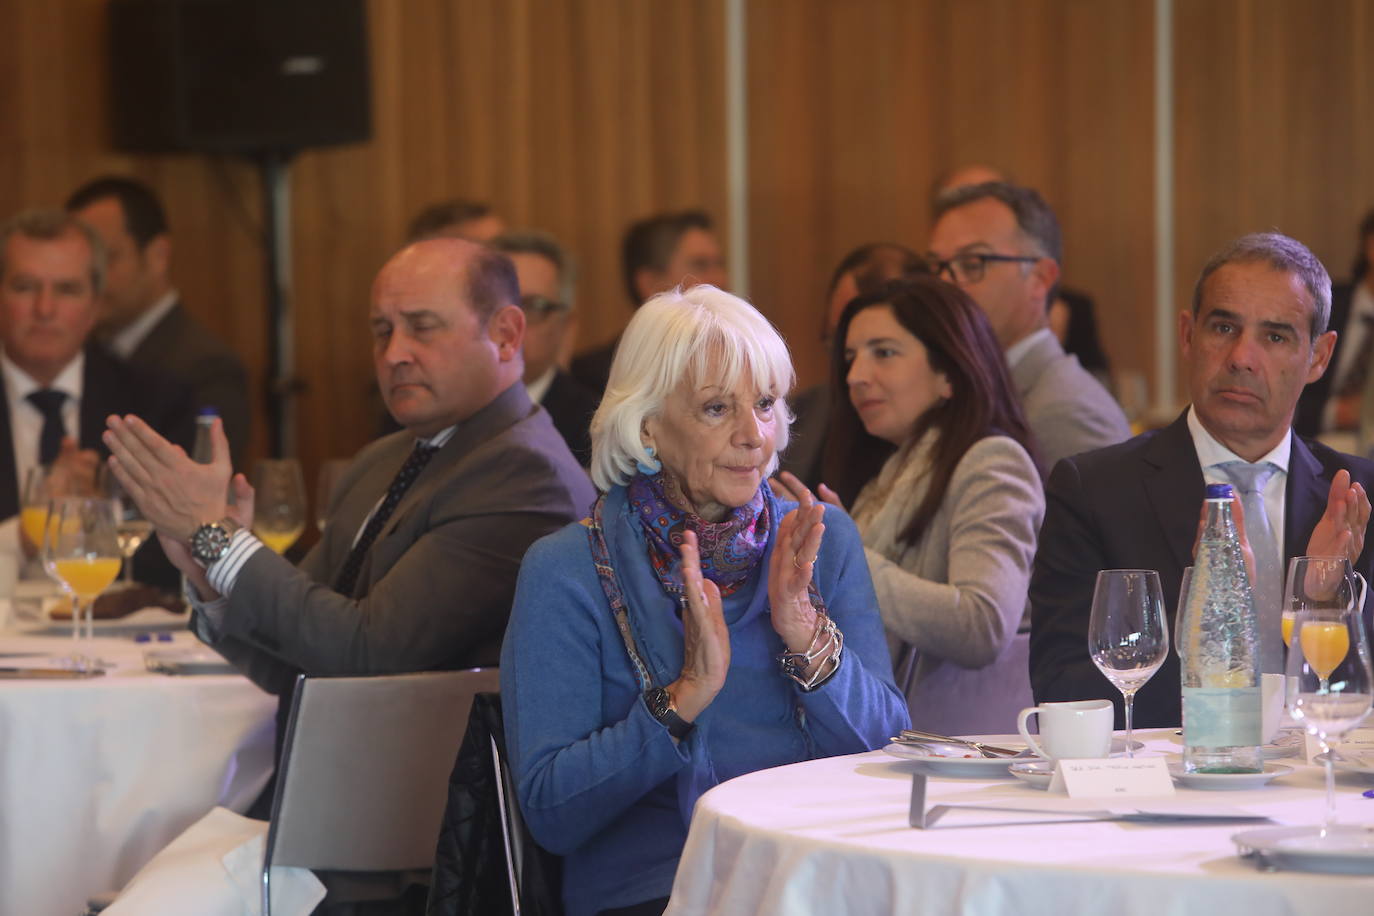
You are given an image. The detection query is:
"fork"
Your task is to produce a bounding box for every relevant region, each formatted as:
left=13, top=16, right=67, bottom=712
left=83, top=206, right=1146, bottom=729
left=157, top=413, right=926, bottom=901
left=897, top=729, right=1026, bottom=758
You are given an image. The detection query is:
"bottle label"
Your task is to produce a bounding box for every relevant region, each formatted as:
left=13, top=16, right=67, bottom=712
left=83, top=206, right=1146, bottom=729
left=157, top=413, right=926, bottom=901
left=1182, top=686, right=1262, bottom=746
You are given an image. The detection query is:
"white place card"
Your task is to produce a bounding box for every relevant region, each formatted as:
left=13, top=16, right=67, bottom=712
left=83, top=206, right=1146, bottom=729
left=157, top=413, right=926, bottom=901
left=1048, top=757, right=1175, bottom=798
left=1306, top=726, right=1374, bottom=763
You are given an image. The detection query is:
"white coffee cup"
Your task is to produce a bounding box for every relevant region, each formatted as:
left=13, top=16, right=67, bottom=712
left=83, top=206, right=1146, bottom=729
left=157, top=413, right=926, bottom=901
left=1017, top=699, right=1114, bottom=760
left=1261, top=672, right=1286, bottom=744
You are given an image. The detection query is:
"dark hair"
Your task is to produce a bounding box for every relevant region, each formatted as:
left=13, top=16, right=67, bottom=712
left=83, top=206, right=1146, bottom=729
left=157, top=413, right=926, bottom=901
left=823, top=275, right=1037, bottom=544
left=65, top=175, right=169, bottom=249
left=824, top=242, right=927, bottom=338
left=489, top=229, right=576, bottom=307
left=1352, top=208, right=1374, bottom=282
left=1056, top=288, right=1111, bottom=375
left=932, top=181, right=1062, bottom=306
left=621, top=209, right=713, bottom=305
left=464, top=245, right=520, bottom=326
left=407, top=199, right=494, bottom=243
left=0, top=208, right=107, bottom=296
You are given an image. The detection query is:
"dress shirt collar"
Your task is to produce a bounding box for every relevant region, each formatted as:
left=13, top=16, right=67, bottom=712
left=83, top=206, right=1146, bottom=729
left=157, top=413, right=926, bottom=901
left=524, top=367, right=556, bottom=405
left=0, top=349, right=84, bottom=403
left=1004, top=327, right=1054, bottom=371
left=1186, top=405, right=1292, bottom=475
left=108, top=290, right=179, bottom=359
left=420, top=424, right=457, bottom=450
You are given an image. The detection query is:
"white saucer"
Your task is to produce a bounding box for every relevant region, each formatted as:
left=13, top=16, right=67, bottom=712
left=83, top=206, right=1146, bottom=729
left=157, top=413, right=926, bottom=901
left=1168, top=762, right=1292, bottom=790
left=882, top=742, right=1034, bottom=778
left=1316, top=751, right=1374, bottom=782
left=1234, top=825, right=1374, bottom=874
left=1008, top=760, right=1056, bottom=789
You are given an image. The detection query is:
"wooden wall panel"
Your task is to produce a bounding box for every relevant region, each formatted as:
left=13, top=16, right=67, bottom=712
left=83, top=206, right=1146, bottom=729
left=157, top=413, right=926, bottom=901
left=746, top=0, right=1157, bottom=395
left=1174, top=0, right=1374, bottom=336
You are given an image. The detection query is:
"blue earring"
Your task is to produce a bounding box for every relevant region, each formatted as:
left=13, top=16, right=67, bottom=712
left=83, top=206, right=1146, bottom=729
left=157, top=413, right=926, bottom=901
left=636, top=445, right=661, bottom=476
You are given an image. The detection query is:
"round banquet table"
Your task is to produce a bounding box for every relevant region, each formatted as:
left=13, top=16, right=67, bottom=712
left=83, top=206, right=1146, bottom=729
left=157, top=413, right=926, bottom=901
left=0, top=625, right=277, bottom=916
left=665, top=729, right=1374, bottom=916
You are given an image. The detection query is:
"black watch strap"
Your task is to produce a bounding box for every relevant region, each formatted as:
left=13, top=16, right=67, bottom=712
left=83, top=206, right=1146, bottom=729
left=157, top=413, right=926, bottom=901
left=644, top=686, right=693, bottom=740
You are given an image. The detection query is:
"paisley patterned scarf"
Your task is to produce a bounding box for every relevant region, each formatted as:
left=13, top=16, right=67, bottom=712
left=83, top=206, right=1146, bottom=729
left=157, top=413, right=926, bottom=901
left=625, top=471, right=771, bottom=599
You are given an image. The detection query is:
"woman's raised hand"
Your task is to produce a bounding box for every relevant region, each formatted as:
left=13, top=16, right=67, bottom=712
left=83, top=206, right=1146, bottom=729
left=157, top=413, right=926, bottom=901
left=668, top=529, right=731, bottom=723
left=769, top=471, right=844, bottom=511
left=769, top=483, right=825, bottom=653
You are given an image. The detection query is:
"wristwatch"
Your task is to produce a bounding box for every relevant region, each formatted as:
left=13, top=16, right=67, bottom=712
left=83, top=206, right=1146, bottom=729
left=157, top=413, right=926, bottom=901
left=189, top=518, right=243, bottom=565
left=644, top=686, right=694, bottom=739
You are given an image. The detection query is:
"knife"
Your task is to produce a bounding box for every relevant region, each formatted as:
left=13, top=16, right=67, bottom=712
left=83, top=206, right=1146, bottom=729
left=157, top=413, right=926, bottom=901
left=0, top=667, right=105, bottom=679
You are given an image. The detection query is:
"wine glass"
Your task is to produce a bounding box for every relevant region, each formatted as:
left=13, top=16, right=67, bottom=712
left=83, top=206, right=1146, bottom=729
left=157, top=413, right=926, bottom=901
left=315, top=459, right=350, bottom=533
left=1089, top=569, right=1170, bottom=758
left=252, top=459, right=307, bottom=554
left=44, top=497, right=121, bottom=670
left=1286, top=596, right=1373, bottom=845
left=1283, top=556, right=1361, bottom=655
left=19, top=466, right=54, bottom=558
left=103, top=471, right=153, bottom=585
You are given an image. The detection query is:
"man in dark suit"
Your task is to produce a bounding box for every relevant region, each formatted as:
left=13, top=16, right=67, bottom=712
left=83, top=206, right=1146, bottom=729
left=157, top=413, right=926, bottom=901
left=570, top=209, right=729, bottom=395
left=104, top=237, right=596, bottom=691
left=490, top=229, right=598, bottom=466
left=66, top=176, right=250, bottom=465
left=1030, top=232, right=1374, bottom=729
left=0, top=209, right=194, bottom=583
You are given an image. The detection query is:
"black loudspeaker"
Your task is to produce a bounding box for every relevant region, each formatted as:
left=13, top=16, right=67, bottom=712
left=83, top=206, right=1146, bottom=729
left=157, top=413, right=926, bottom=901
left=109, top=0, right=371, bottom=153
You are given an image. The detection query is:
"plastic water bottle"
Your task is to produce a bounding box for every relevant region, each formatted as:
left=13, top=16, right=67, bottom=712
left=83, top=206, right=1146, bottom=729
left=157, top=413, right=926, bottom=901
left=1179, top=483, right=1263, bottom=773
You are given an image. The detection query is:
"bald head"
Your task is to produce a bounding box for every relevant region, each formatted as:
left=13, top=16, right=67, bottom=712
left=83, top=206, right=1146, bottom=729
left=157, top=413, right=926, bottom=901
left=370, top=238, right=526, bottom=435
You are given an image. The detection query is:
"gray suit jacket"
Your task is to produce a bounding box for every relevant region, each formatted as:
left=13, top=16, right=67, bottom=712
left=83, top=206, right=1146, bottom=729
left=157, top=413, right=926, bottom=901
left=196, top=383, right=597, bottom=696
left=128, top=301, right=250, bottom=466
left=1012, top=331, right=1130, bottom=476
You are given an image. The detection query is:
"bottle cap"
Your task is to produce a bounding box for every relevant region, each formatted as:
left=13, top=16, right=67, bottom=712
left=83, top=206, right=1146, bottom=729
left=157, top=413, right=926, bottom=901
left=196, top=406, right=221, bottom=418
left=1205, top=483, right=1234, bottom=500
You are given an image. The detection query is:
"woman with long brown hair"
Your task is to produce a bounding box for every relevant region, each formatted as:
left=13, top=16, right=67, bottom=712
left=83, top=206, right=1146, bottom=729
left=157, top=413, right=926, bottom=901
left=780, top=274, right=1044, bottom=733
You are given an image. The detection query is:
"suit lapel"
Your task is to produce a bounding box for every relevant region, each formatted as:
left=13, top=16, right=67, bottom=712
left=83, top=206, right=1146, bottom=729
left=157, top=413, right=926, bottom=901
left=0, top=378, right=16, bottom=519
left=1284, top=434, right=1328, bottom=562
left=1142, top=412, right=1207, bottom=573
left=79, top=346, right=121, bottom=454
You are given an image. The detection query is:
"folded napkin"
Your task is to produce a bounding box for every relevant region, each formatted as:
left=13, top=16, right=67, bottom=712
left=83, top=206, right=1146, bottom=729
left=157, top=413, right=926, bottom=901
left=103, top=807, right=325, bottom=916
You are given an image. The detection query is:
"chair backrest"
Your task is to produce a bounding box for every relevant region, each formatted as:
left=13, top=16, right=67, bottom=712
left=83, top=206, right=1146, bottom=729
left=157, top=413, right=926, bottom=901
left=265, top=668, right=501, bottom=876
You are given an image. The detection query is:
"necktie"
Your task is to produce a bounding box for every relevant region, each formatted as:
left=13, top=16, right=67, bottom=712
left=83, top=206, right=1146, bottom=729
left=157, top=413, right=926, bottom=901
left=1220, top=460, right=1283, bottom=673
left=26, top=389, right=68, bottom=465
left=1336, top=313, right=1374, bottom=400
left=333, top=442, right=440, bottom=597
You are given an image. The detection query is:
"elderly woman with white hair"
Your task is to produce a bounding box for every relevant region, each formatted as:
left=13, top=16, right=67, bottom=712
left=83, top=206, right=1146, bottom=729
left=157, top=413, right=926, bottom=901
left=501, top=285, right=908, bottom=916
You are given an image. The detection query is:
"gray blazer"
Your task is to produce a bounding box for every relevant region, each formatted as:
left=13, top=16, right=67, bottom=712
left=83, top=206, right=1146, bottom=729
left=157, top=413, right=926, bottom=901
left=196, top=383, right=597, bottom=696
left=1012, top=331, right=1130, bottom=476
left=864, top=436, right=1044, bottom=734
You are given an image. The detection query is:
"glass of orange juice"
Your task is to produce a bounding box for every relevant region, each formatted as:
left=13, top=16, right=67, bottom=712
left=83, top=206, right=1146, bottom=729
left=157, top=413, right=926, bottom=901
left=43, top=497, right=121, bottom=671
left=1282, top=556, right=1362, bottom=651
left=252, top=459, right=307, bottom=555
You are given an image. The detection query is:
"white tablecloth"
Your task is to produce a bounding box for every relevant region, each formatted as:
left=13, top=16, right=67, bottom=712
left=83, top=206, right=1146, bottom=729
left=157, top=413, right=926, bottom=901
left=667, top=731, right=1374, bottom=916
left=0, top=627, right=277, bottom=916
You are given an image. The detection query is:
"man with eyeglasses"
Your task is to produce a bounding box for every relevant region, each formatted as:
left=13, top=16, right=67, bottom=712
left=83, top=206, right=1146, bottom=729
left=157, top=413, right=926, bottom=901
left=927, top=182, right=1129, bottom=474
left=490, top=230, right=598, bottom=467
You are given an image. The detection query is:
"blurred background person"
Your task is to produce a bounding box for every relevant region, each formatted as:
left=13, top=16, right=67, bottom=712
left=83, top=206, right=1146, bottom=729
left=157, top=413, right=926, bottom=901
left=781, top=241, right=925, bottom=487
left=780, top=275, right=1043, bottom=734
left=502, top=284, right=906, bottom=916
left=490, top=229, right=598, bottom=466
left=570, top=209, right=729, bottom=395
left=1049, top=287, right=1113, bottom=392
left=405, top=197, right=505, bottom=244
left=67, top=176, right=249, bottom=465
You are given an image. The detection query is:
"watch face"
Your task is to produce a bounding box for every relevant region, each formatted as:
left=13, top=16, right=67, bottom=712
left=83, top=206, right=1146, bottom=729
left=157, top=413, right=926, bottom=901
left=191, top=523, right=231, bottom=563
left=646, top=687, right=671, bottom=719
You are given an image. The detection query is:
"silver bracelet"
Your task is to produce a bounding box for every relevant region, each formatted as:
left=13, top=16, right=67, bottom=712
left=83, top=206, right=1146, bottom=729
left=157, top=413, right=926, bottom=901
left=778, top=614, right=844, bottom=690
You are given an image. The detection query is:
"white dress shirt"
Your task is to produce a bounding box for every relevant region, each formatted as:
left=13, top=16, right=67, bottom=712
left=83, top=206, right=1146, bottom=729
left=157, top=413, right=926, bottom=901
left=524, top=366, right=556, bottom=405
left=1, top=351, right=84, bottom=507
left=107, top=290, right=179, bottom=360
left=1187, top=405, right=1291, bottom=565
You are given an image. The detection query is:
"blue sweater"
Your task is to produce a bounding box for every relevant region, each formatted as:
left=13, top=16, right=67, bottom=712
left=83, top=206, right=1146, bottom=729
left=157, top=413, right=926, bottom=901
left=500, top=485, right=909, bottom=915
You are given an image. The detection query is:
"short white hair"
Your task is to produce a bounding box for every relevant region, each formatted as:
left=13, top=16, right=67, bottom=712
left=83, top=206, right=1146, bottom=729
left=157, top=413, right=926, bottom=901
left=590, top=284, right=795, bottom=491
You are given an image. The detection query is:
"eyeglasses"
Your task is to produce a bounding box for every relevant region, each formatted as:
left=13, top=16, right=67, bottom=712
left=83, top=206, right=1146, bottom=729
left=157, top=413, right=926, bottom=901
left=924, top=252, right=1040, bottom=284
left=519, top=294, right=570, bottom=320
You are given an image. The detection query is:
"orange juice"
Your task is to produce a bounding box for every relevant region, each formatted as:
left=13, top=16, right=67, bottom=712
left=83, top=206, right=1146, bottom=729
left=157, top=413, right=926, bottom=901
left=1281, top=613, right=1296, bottom=647
left=20, top=506, right=48, bottom=549
left=1300, top=621, right=1351, bottom=681
left=254, top=525, right=304, bottom=555
left=53, top=557, right=121, bottom=600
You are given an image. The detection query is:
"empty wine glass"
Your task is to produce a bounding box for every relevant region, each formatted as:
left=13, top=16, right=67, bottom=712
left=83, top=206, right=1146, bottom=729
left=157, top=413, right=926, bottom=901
left=315, top=459, right=350, bottom=533
left=1089, top=569, right=1170, bottom=758
left=44, top=497, right=121, bottom=671
left=252, top=459, right=307, bottom=554
left=103, top=471, right=153, bottom=585
left=1286, top=595, right=1373, bottom=846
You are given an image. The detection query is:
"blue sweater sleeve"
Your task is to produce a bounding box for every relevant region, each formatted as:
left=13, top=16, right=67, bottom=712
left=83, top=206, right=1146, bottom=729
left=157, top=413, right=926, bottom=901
left=798, top=504, right=911, bottom=748
left=500, top=527, right=690, bottom=856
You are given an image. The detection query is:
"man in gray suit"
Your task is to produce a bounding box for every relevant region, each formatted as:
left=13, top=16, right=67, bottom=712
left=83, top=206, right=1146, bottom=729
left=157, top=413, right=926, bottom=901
left=67, top=176, right=250, bottom=465
left=103, top=238, right=596, bottom=696
left=927, top=182, right=1130, bottom=474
